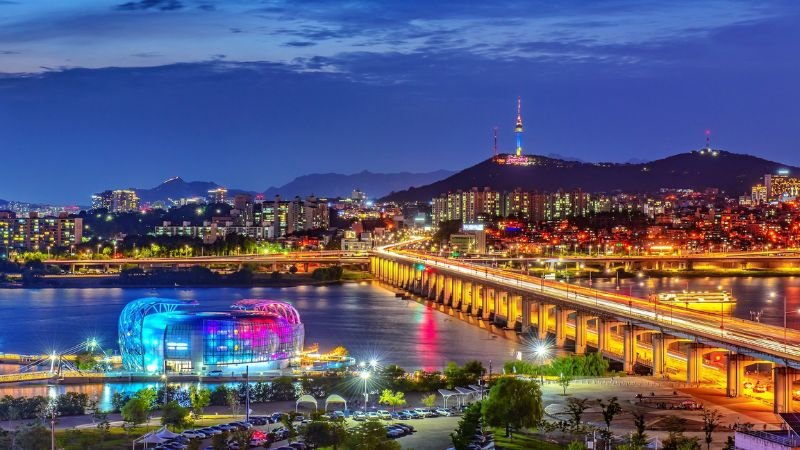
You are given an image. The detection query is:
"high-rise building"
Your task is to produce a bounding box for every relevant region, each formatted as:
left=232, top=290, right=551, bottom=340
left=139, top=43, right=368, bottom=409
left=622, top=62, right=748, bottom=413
left=208, top=187, right=228, bottom=204
left=91, top=190, right=114, bottom=210
left=764, top=173, right=800, bottom=200
left=233, top=194, right=255, bottom=226
left=751, top=184, right=767, bottom=205
left=111, top=189, right=140, bottom=213
left=0, top=212, right=83, bottom=253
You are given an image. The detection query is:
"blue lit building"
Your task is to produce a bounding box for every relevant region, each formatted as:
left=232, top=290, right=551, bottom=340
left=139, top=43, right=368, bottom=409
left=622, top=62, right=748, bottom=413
left=119, top=298, right=304, bottom=374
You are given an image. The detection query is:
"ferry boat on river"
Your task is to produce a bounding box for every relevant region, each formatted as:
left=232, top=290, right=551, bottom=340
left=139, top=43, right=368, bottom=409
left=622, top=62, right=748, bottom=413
left=650, top=290, right=736, bottom=313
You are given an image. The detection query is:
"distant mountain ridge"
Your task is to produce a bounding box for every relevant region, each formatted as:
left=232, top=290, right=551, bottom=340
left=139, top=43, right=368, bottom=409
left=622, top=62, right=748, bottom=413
left=133, top=170, right=454, bottom=205
left=381, top=150, right=798, bottom=202
left=262, top=170, right=454, bottom=199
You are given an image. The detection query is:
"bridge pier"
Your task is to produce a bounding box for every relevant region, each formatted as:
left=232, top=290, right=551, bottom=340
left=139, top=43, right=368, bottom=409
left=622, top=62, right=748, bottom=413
left=652, top=334, right=675, bottom=377
left=623, top=325, right=637, bottom=373
left=521, top=298, right=532, bottom=330
left=774, top=366, right=800, bottom=413
left=554, top=307, right=570, bottom=348
left=574, top=312, right=590, bottom=354
left=686, top=343, right=716, bottom=385
left=726, top=352, right=753, bottom=398
left=536, top=303, right=550, bottom=340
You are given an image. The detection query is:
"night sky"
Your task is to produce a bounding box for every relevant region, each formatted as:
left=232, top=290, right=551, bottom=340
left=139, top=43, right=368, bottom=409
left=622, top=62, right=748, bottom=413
left=1, top=1, right=799, bottom=204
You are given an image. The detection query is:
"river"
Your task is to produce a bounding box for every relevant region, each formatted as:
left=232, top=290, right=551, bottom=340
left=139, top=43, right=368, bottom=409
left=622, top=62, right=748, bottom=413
left=0, top=277, right=795, bottom=408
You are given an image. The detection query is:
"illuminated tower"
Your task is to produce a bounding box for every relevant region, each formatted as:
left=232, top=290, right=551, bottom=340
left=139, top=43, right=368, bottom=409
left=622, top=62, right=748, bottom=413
left=514, top=97, right=524, bottom=156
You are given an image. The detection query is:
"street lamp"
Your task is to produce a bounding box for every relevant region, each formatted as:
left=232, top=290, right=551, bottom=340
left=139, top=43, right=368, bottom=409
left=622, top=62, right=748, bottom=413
left=360, top=371, right=370, bottom=412
left=161, top=374, right=168, bottom=405
left=533, top=342, right=551, bottom=384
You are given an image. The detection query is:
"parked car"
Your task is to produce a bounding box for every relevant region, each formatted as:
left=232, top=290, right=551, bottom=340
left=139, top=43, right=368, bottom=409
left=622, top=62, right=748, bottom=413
left=377, top=410, right=392, bottom=420
left=366, top=411, right=380, bottom=420
left=353, top=411, right=367, bottom=421
left=755, top=384, right=768, bottom=393
left=397, top=411, right=412, bottom=420
left=435, top=408, right=453, bottom=416
left=413, top=408, right=431, bottom=417
left=394, top=423, right=415, bottom=432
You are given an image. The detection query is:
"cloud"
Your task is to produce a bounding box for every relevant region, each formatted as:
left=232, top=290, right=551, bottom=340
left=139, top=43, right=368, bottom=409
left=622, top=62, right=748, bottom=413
left=115, top=0, right=183, bottom=11
left=283, top=41, right=316, bottom=48
left=0, top=50, right=20, bottom=55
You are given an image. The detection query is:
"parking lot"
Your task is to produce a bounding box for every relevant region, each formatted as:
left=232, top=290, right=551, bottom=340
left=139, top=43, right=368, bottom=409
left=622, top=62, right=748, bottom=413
left=161, top=408, right=467, bottom=450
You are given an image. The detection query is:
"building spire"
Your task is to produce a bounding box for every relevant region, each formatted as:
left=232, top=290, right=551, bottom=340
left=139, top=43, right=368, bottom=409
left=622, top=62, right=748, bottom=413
left=514, top=96, right=524, bottom=156
left=705, top=129, right=711, bottom=150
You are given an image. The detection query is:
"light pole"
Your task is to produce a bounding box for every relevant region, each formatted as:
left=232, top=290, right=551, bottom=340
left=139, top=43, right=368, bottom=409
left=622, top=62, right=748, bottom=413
left=360, top=371, right=370, bottom=412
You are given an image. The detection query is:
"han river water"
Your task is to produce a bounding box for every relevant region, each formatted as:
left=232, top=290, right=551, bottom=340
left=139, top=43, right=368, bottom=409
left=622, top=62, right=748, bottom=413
left=0, top=278, right=797, bottom=408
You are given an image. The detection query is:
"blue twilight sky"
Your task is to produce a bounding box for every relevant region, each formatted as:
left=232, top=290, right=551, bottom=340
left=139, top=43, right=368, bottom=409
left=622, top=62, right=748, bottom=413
left=1, top=0, right=799, bottom=204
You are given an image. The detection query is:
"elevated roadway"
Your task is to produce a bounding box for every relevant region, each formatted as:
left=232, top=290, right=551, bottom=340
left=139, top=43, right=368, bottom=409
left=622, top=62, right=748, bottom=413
left=373, top=241, right=800, bottom=412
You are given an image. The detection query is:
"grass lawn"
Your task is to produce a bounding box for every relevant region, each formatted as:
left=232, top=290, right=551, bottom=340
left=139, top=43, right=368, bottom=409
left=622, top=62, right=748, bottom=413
left=493, top=430, right=565, bottom=450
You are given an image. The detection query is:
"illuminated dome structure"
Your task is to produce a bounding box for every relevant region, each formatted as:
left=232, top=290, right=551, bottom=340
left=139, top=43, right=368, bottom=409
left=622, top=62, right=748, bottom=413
left=119, top=298, right=304, bottom=374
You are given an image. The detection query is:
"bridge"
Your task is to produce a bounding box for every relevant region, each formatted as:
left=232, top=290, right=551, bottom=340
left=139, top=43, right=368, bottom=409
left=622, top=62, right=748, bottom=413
left=373, top=241, right=800, bottom=413
left=41, top=251, right=370, bottom=273
left=449, top=252, right=800, bottom=272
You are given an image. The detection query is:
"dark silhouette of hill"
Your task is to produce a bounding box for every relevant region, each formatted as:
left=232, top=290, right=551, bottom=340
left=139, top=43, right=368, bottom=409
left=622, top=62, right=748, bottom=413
left=262, top=169, right=453, bottom=199
left=133, top=170, right=454, bottom=204
left=134, top=177, right=252, bottom=204
left=382, top=150, right=797, bottom=202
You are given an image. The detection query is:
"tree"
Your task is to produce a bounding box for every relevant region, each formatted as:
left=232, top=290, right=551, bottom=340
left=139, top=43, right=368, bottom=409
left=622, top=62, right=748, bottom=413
left=161, top=401, right=191, bottom=430
left=558, top=373, right=574, bottom=396
left=482, top=377, right=543, bottom=439
left=134, top=387, right=157, bottom=410
left=701, top=408, right=723, bottom=450
left=722, top=436, right=735, bottom=450
left=421, top=393, right=437, bottom=408
left=344, top=419, right=401, bottom=450
left=271, top=376, right=297, bottom=401
left=189, top=385, right=211, bottom=420
left=231, top=429, right=254, bottom=449
left=450, top=402, right=482, bottom=450
left=303, top=421, right=341, bottom=449
left=378, top=390, right=406, bottom=412
left=281, top=411, right=301, bottom=443
left=121, top=397, right=149, bottom=427
left=630, top=412, right=648, bottom=449
left=226, top=389, right=240, bottom=417
left=598, top=397, right=622, bottom=450
left=565, top=397, right=589, bottom=430
left=212, top=431, right=229, bottom=450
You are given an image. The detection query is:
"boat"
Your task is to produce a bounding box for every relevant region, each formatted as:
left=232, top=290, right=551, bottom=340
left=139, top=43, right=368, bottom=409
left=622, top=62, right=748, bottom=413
left=650, top=290, right=736, bottom=313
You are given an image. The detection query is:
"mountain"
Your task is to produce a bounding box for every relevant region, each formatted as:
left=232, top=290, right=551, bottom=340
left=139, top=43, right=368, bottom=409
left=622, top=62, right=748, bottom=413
left=261, top=169, right=454, bottom=199
left=382, top=150, right=797, bottom=202
left=133, top=170, right=454, bottom=205
left=134, top=177, right=254, bottom=204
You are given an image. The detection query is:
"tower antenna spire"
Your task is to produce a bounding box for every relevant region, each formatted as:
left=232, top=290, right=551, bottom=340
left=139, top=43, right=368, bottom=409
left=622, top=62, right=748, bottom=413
left=705, top=129, right=711, bottom=150
left=514, top=96, right=524, bottom=156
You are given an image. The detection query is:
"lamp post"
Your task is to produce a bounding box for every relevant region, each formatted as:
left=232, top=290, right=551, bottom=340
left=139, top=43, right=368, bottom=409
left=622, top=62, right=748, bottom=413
left=360, top=371, right=370, bottom=412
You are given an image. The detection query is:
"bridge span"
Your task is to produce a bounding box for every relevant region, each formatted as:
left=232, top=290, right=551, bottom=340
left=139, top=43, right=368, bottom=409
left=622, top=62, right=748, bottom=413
left=373, top=243, right=800, bottom=413
left=42, top=252, right=370, bottom=273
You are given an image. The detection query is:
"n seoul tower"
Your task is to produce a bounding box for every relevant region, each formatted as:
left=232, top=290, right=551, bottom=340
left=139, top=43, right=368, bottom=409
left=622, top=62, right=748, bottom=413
left=514, top=97, right=524, bottom=156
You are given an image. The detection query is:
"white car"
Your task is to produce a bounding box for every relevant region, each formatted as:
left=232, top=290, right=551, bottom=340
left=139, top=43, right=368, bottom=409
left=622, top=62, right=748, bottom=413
left=413, top=408, right=431, bottom=417
left=377, top=410, right=392, bottom=420
left=367, top=412, right=380, bottom=420
left=182, top=430, right=206, bottom=439
left=435, top=408, right=452, bottom=416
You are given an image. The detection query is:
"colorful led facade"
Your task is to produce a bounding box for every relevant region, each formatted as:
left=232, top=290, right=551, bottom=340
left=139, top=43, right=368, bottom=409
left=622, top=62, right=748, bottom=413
left=119, top=297, right=304, bottom=374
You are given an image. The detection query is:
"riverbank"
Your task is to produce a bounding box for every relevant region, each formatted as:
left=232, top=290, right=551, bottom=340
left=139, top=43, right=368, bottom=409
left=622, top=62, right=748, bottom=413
left=0, top=269, right=374, bottom=289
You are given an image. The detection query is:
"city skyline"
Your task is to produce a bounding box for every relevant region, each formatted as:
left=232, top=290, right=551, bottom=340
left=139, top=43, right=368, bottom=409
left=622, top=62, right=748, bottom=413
left=1, top=1, right=800, bottom=204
